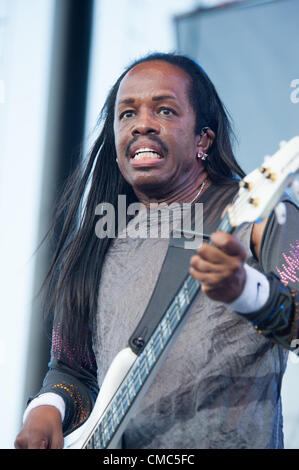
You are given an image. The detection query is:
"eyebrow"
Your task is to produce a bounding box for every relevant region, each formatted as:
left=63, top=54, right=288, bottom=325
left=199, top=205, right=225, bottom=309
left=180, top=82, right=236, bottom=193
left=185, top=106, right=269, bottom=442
left=152, top=95, right=176, bottom=102
left=118, top=94, right=177, bottom=105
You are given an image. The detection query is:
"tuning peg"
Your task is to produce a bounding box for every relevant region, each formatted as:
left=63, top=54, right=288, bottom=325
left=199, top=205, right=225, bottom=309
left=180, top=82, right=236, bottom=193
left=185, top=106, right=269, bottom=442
left=249, top=198, right=260, bottom=207
left=260, top=156, right=271, bottom=173
left=239, top=181, right=253, bottom=190
left=275, top=202, right=287, bottom=225
left=266, top=171, right=277, bottom=181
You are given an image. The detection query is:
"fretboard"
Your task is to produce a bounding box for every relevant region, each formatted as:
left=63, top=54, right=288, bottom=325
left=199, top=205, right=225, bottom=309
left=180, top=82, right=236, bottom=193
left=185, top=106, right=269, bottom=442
left=83, top=274, right=199, bottom=449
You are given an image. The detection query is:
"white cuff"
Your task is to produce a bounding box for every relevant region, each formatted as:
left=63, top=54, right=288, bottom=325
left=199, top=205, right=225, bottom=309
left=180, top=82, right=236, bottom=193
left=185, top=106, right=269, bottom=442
left=23, top=392, right=66, bottom=423
left=227, top=263, right=270, bottom=314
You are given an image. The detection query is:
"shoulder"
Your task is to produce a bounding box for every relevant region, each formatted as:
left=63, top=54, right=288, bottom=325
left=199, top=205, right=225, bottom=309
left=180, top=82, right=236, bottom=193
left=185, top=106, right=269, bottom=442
left=251, top=194, right=298, bottom=261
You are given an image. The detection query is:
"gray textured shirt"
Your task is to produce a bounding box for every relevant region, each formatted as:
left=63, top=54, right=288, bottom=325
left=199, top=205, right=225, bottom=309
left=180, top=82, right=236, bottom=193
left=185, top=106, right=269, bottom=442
left=92, top=183, right=288, bottom=449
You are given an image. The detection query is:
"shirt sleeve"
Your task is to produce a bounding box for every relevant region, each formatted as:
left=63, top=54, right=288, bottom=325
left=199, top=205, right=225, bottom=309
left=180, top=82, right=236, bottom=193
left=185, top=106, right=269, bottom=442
left=27, top=320, right=99, bottom=436
left=259, top=197, right=298, bottom=290
left=239, top=196, right=299, bottom=350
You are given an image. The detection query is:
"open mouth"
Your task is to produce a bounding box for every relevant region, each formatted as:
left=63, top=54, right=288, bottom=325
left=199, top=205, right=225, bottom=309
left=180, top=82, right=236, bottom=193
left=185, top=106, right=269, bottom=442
left=131, top=147, right=163, bottom=160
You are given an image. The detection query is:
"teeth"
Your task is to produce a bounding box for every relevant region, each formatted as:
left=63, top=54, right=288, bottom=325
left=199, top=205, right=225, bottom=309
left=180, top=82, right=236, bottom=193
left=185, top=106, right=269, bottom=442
left=133, top=148, right=162, bottom=159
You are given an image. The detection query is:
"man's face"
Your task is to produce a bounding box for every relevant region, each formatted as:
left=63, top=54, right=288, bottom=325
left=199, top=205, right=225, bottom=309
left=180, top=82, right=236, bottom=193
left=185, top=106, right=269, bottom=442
left=113, top=60, right=202, bottom=198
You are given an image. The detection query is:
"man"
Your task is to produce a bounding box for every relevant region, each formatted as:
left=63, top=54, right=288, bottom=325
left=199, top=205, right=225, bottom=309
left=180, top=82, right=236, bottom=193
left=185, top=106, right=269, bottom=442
left=15, top=53, right=298, bottom=449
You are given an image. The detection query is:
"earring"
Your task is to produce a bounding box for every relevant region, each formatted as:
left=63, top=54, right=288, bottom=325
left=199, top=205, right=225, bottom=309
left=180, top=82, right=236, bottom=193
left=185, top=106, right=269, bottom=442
left=197, top=151, right=208, bottom=161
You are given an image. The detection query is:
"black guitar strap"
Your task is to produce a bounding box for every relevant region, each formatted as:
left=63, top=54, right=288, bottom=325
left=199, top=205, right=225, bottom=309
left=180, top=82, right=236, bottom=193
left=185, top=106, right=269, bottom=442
left=128, top=207, right=210, bottom=355
left=128, top=181, right=240, bottom=355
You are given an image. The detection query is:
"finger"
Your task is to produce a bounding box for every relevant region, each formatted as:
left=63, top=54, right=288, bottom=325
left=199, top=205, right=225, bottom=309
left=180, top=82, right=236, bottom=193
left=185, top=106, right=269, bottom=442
left=190, top=255, right=225, bottom=273
left=27, top=437, right=49, bottom=449
left=50, top=435, right=64, bottom=449
left=189, top=266, right=226, bottom=285
left=14, top=434, right=28, bottom=449
left=210, top=232, right=247, bottom=260
left=197, top=242, right=231, bottom=264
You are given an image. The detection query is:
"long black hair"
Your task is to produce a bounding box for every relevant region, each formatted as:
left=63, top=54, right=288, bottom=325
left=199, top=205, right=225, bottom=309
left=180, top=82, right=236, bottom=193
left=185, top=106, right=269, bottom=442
left=42, top=52, right=245, bottom=357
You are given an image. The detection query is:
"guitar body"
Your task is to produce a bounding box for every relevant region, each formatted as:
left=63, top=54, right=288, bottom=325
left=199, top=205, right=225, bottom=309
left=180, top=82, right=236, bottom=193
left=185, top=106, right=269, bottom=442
left=64, top=347, right=137, bottom=449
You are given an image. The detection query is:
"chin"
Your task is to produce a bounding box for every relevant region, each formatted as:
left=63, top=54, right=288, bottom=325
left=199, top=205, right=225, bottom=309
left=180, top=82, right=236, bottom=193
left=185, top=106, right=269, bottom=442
left=132, top=174, right=171, bottom=192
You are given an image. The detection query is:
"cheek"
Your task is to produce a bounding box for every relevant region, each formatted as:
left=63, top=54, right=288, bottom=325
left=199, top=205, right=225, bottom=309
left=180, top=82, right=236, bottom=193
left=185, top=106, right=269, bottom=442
left=113, top=118, right=122, bottom=149
left=173, top=129, right=197, bottom=160
left=114, top=135, right=124, bottom=159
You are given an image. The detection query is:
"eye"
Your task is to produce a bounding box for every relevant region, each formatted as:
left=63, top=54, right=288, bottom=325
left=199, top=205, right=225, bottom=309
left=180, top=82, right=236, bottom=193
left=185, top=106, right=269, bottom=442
left=119, top=110, right=135, bottom=120
left=158, top=107, right=175, bottom=116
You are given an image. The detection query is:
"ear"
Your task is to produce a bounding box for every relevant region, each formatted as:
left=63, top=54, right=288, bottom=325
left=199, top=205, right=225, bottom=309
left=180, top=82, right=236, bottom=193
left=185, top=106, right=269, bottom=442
left=196, top=127, right=215, bottom=153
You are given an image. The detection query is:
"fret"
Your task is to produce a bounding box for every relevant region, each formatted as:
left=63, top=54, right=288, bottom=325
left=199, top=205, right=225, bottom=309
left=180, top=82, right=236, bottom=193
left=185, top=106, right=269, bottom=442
left=175, top=297, right=181, bottom=321
left=112, top=399, right=120, bottom=425
left=161, top=321, right=168, bottom=342
left=93, top=428, right=101, bottom=449
left=146, top=338, right=156, bottom=367
left=101, top=418, right=110, bottom=447
left=169, top=306, right=177, bottom=327
left=178, top=288, right=186, bottom=308
left=123, top=382, right=131, bottom=410
left=127, top=377, right=136, bottom=401
left=139, top=356, right=148, bottom=382
left=184, top=280, right=190, bottom=303
left=159, top=321, right=169, bottom=346
left=86, top=424, right=104, bottom=449
left=165, top=311, right=172, bottom=337
left=142, top=351, right=150, bottom=375
left=155, top=325, right=163, bottom=353
left=137, top=363, right=143, bottom=387
left=132, top=365, right=142, bottom=392
left=111, top=407, right=117, bottom=433
left=107, top=408, right=115, bottom=433
left=120, top=388, right=126, bottom=416
left=105, top=419, right=112, bottom=447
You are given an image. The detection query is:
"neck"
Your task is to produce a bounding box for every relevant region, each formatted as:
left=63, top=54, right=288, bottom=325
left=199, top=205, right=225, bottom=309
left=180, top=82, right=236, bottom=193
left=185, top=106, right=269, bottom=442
left=133, top=171, right=210, bottom=207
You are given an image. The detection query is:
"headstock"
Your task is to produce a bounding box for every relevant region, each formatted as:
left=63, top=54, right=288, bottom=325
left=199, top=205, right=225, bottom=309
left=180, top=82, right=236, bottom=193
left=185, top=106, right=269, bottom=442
left=228, top=137, right=299, bottom=228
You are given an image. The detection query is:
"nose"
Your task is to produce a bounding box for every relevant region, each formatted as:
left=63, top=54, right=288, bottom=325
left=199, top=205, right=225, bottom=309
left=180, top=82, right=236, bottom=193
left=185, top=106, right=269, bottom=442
left=132, top=110, right=160, bottom=136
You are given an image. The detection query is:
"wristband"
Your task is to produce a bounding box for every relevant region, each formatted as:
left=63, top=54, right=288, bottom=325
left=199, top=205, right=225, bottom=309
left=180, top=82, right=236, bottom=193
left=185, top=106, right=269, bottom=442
left=23, top=392, right=65, bottom=423
left=227, top=264, right=270, bottom=313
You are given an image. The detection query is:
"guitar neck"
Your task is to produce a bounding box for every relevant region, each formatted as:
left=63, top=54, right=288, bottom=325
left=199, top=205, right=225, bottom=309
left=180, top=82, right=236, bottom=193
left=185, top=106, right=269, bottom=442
left=83, top=274, right=199, bottom=448
left=215, top=210, right=235, bottom=234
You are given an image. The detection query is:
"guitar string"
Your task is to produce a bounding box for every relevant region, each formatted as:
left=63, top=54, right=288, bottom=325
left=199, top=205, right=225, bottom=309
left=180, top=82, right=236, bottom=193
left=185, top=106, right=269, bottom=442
left=85, top=173, right=271, bottom=447
left=86, top=311, right=195, bottom=448
left=85, top=307, right=188, bottom=448
left=85, top=282, right=198, bottom=448
left=84, top=277, right=199, bottom=448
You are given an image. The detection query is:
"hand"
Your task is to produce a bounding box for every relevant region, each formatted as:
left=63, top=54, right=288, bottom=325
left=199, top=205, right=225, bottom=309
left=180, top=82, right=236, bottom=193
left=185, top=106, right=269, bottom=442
left=189, top=231, right=247, bottom=303
left=14, top=406, right=64, bottom=449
